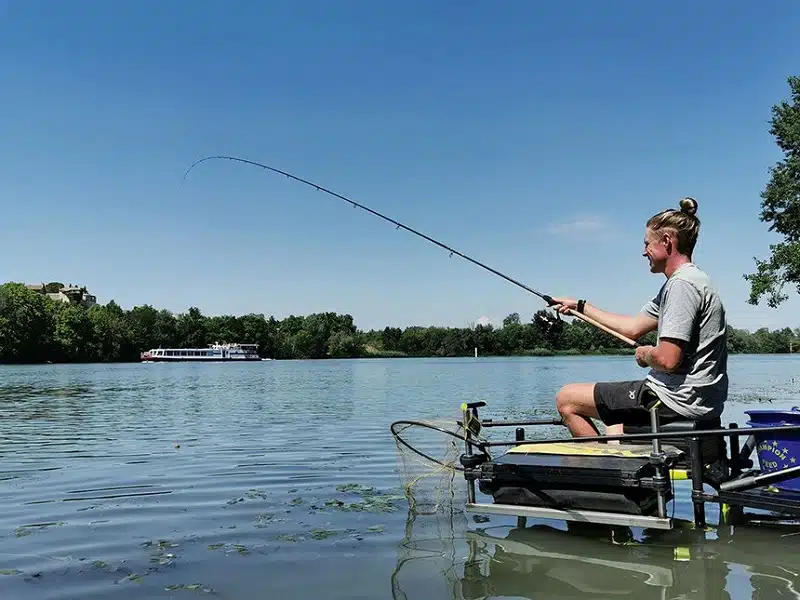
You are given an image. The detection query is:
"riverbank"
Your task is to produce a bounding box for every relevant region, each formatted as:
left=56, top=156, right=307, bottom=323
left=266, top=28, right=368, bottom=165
left=2, top=281, right=797, bottom=363
left=360, top=345, right=638, bottom=358
left=5, top=347, right=800, bottom=366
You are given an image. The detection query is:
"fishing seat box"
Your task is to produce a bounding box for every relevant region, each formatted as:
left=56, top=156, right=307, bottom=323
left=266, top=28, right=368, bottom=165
left=476, top=441, right=685, bottom=516
left=622, top=416, right=726, bottom=465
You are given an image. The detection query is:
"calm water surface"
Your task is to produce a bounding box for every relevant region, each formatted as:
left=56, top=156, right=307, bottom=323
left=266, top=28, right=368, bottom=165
left=0, top=355, right=798, bottom=599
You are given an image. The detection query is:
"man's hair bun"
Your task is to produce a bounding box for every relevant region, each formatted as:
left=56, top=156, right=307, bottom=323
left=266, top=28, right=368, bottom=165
left=679, top=197, right=698, bottom=216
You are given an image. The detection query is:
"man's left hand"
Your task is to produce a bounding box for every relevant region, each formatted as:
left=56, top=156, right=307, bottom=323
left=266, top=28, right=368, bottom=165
left=635, top=345, right=653, bottom=368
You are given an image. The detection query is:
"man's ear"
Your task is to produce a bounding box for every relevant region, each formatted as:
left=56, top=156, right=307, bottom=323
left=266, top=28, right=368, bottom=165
left=661, top=231, right=674, bottom=253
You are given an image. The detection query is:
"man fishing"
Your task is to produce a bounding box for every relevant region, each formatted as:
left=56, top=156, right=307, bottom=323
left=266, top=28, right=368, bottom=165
left=186, top=157, right=728, bottom=440
left=551, top=197, right=728, bottom=438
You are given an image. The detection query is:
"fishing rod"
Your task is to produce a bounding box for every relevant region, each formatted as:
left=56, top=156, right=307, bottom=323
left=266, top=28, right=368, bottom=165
left=183, top=155, right=637, bottom=347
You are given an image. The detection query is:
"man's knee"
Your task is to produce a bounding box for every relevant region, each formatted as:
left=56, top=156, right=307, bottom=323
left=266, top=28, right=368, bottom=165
left=555, top=384, right=575, bottom=415
left=556, top=382, right=597, bottom=417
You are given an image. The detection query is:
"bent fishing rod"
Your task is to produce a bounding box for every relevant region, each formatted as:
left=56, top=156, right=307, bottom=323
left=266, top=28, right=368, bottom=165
left=183, top=155, right=637, bottom=347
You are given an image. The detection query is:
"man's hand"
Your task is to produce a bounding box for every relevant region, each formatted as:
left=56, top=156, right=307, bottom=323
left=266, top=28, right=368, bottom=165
left=550, top=297, right=578, bottom=315
left=635, top=345, right=654, bottom=368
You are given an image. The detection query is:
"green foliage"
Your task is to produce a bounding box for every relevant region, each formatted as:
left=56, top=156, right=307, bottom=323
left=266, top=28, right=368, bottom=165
left=0, top=282, right=55, bottom=362
left=745, top=75, right=800, bottom=307
left=0, top=281, right=796, bottom=364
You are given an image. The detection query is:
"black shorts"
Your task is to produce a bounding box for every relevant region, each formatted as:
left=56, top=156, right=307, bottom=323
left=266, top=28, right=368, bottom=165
left=594, top=379, right=683, bottom=427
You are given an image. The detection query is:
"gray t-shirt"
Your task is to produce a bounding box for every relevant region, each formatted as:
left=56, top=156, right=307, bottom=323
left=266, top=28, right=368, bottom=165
left=641, top=263, right=728, bottom=419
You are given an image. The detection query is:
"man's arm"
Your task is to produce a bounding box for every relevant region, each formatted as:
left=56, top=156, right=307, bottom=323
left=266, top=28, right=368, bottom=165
left=637, top=337, right=686, bottom=372
left=552, top=298, right=658, bottom=340
left=585, top=306, right=659, bottom=340
left=637, top=280, right=701, bottom=372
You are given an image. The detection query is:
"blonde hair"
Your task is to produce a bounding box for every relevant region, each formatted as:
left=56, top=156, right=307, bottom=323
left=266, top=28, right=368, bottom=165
left=646, top=197, right=700, bottom=256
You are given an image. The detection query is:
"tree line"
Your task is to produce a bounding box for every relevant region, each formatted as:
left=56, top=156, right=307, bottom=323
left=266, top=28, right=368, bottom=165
left=0, top=282, right=797, bottom=364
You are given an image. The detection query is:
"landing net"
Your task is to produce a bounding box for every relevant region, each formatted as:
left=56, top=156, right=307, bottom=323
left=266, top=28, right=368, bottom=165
left=390, top=417, right=482, bottom=515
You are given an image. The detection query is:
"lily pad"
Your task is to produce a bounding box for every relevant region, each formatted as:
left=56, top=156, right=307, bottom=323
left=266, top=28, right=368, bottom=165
left=205, top=542, right=249, bottom=555
left=165, top=583, right=214, bottom=593
left=253, top=513, right=274, bottom=528
left=310, top=529, right=338, bottom=540
left=327, top=493, right=403, bottom=513
left=14, top=521, right=65, bottom=537
left=335, top=483, right=376, bottom=496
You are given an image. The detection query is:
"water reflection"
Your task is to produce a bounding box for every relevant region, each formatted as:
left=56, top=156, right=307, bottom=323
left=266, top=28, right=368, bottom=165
left=463, top=524, right=721, bottom=599
left=391, top=506, right=800, bottom=600
left=391, top=506, right=468, bottom=600
left=0, top=383, right=97, bottom=424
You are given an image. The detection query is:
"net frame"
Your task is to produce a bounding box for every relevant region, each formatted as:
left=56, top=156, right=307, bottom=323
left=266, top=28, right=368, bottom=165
left=390, top=417, right=487, bottom=515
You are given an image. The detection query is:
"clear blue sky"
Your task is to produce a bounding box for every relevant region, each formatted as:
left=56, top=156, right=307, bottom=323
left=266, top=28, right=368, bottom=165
left=1, top=1, right=798, bottom=332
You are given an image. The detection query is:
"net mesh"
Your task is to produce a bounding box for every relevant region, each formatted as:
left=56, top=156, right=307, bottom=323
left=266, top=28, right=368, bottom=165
left=392, top=418, right=474, bottom=515
left=389, top=503, right=468, bottom=600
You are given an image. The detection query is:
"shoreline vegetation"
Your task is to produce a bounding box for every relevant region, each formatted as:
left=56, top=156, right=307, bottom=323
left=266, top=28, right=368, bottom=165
left=0, top=282, right=797, bottom=365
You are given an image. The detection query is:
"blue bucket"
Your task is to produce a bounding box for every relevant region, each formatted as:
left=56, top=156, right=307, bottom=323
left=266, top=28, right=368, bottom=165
left=745, top=407, right=800, bottom=492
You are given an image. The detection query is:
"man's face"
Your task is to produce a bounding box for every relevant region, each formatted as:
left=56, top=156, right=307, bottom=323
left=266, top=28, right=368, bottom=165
left=643, top=227, right=669, bottom=274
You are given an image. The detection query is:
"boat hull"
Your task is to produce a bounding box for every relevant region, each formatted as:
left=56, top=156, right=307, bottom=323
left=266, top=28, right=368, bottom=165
left=142, top=357, right=262, bottom=362
left=140, top=342, right=263, bottom=362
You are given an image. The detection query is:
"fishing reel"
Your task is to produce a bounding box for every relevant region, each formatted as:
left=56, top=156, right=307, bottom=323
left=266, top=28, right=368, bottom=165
left=534, top=309, right=564, bottom=340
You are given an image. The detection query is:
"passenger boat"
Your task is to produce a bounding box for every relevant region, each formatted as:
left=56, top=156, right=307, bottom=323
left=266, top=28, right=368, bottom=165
left=140, top=342, right=261, bottom=362
left=391, top=403, right=800, bottom=530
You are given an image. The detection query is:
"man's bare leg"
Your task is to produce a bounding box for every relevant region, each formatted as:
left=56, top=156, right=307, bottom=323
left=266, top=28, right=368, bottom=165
left=555, top=383, right=602, bottom=437
left=605, top=423, right=624, bottom=444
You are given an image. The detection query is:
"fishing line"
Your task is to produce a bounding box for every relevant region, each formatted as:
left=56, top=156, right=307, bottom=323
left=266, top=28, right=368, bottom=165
left=184, top=156, right=553, bottom=301
left=183, top=155, right=636, bottom=346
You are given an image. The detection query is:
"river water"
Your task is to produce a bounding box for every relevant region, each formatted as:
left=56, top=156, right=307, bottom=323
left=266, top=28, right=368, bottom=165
left=0, top=355, right=798, bottom=599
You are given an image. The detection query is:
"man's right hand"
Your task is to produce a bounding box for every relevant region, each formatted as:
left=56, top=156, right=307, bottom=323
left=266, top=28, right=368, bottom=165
left=550, top=297, right=579, bottom=314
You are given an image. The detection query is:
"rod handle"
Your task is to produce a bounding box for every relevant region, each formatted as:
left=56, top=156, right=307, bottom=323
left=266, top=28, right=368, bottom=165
left=566, top=309, right=638, bottom=347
